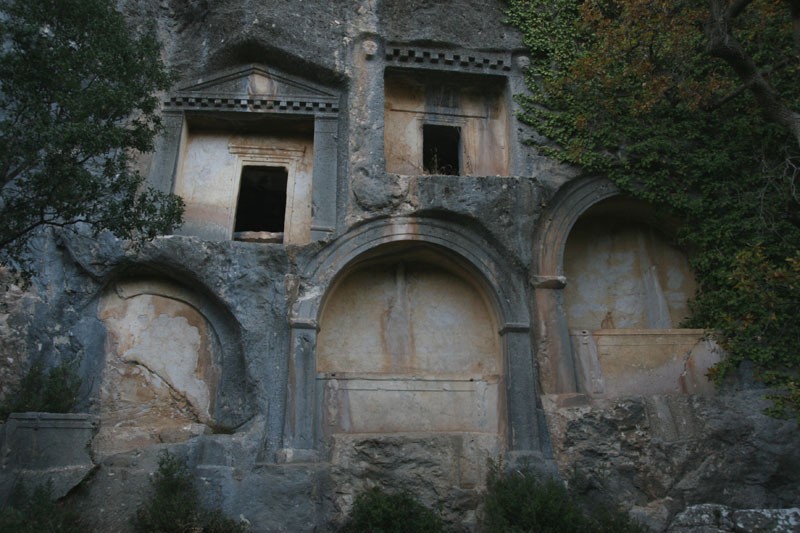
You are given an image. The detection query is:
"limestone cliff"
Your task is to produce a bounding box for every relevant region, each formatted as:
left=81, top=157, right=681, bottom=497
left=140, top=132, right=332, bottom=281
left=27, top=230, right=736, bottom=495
left=0, top=1, right=798, bottom=531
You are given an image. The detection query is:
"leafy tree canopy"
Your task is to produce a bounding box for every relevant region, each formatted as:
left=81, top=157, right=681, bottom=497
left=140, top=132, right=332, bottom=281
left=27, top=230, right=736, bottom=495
left=0, top=0, right=183, bottom=272
left=508, top=0, right=800, bottom=422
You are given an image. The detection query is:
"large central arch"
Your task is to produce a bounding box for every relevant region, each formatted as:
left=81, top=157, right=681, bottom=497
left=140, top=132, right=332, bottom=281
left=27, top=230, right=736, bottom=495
left=279, top=216, right=546, bottom=461
left=317, top=242, right=503, bottom=435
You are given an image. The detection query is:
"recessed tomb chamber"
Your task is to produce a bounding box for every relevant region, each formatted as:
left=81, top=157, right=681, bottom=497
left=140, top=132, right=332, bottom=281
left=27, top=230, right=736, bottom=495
left=562, top=198, right=719, bottom=396
left=384, top=69, right=509, bottom=176
left=174, top=116, right=314, bottom=244
left=317, top=245, right=503, bottom=436
left=95, top=279, right=247, bottom=456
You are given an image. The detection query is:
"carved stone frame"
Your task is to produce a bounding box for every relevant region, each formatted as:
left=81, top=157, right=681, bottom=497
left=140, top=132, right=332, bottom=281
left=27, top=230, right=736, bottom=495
left=278, top=217, right=550, bottom=463
left=149, top=64, right=340, bottom=242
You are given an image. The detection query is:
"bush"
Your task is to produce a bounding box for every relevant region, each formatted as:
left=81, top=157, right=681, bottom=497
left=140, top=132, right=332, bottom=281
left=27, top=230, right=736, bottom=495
left=0, top=358, right=82, bottom=419
left=339, top=487, right=446, bottom=533
left=133, top=451, right=248, bottom=533
left=0, top=482, right=83, bottom=533
left=481, top=463, right=644, bottom=533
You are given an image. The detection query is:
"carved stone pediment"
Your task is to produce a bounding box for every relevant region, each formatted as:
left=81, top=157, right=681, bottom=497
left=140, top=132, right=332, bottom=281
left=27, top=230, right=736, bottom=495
left=165, top=64, right=339, bottom=114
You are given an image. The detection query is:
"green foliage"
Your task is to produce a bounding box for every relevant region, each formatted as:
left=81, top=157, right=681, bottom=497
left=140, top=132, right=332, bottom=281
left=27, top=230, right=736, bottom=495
left=508, top=0, right=800, bottom=422
left=481, top=464, right=644, bottom=533
left=0, top=0, right=184, bottom=273
left=0, top=358, right=81, bottom=419
left=0, top=481, right=83, bottom=533
left=133, top=451, right=248, bottom=533
left=705, top=247, right=800, bottom=421
left=339, top=487, right=446, bottom=533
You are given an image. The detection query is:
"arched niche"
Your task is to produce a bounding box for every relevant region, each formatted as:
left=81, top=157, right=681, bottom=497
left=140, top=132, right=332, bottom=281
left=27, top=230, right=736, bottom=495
left=533, top=178, right=720, bottom=398
left=563, top=197, right=696, bottom=330
left=317, top=244, right=502, bottom=435
left=94, top=277, right=249, bottom=456
left=280, top=217, right=545, bottom=462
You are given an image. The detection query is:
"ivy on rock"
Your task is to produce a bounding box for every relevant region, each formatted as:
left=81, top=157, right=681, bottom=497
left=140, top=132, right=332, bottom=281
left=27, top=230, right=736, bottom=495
left=508, top=0, right=800, bottom=422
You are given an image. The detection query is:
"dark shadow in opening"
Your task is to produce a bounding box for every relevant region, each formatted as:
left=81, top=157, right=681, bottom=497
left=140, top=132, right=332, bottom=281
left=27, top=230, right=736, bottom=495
left=234, top=166, right=288, bottom=233
left=423, top=124, right=460, bottom=175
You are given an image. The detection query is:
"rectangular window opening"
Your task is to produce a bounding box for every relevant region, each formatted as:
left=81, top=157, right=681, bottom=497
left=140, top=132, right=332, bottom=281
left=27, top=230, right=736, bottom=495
left=234, top=165, right=288, bottom=242
left=423, top=124, right=460, bottom=175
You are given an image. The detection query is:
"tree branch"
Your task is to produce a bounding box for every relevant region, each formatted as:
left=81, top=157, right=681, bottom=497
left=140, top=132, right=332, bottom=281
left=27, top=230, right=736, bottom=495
left=706, top=0, right=800, bottom=147
left=704, top=56, right=796, bottom=111
left=728, top=0, right=755, bottom=20
left=791, top=0, right=800, bottom=55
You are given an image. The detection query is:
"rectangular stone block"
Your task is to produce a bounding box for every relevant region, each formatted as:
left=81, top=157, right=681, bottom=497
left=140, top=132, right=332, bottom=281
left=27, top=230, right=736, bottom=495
left=571, top=329, right=721, bottom=397
left=321, top=376, right=500, bottom=433
left=0, top=413, right=98, bottom=502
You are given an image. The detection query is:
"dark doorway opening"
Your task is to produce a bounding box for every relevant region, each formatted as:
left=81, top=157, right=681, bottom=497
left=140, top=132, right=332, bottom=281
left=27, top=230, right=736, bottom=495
left=234, top=166, right=288, bottom=235
left=423, top=124, right=460, bottom=175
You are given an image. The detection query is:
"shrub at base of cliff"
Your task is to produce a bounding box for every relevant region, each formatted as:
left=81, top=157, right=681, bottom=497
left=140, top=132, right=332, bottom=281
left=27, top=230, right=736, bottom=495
left=133, top=451, right=248, bottom=533
left=481, top=464, right=645, bottom=533
left=0, top=482, right=83, bottom=533
left=0, top=358, right=81, bottom=419
left=339, top=487, right=446, bottom=533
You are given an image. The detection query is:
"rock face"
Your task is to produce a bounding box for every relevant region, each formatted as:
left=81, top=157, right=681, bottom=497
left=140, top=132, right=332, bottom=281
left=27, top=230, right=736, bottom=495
left=0, top=1, right=798, bottom=531
left=667, top=504, right=800, bottom=533
left=543, top=391, right=800, bottom=531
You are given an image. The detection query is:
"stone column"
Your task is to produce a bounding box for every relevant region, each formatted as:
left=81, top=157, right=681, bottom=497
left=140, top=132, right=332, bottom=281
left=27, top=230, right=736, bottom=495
left=501, top=324, right=541, bottom=452
left=532, top=276, right=579, bottom=395
left=277, top=319, right=319, bottom=463
left=148, top=112, right=185, bottom=194
left=311, top=116, right=338, bottom=241
left=348, top=35, right=391, bottom=214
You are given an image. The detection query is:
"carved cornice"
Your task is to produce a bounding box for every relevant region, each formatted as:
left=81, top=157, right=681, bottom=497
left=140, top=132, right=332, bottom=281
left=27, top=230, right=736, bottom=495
left=163, top=63, right=339, bottom=115
left=385, top=45, right=512, bottom=72
left=164, top=96, right=338, bottom=114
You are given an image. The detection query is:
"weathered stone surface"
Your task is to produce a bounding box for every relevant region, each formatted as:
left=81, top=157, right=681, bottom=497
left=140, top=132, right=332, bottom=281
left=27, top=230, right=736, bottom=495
left=175, top=131, right=315, bottom=244
left=0, top=270, right=35, bottom=402
left=543, top=390, right=800, bottom=531
left=0, top=413, right=98, bottom=504
left=329, top=433, right=505, bottom=530
left=71, top=417, right=330, bottom=533
left=196, top=463, right=330, bottom=533
left=95, top=282, right=221, bottom=455
left=380, top=0, right=523, bottom=50
left=570, top=329, right=722, bottom=397
left=564, top=215, right=696, bottom=330
left=120, top=0, right=350, bottom=83
left=384, top=69, right=510, bottom=176
left=318, top=257, right=502, bottom=436
left=351, top=171, right=409, bottom=212
left=667, top=503, right=800, bottom=532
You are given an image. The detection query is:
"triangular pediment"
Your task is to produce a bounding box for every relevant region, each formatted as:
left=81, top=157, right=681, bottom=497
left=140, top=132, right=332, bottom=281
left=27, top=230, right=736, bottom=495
left=176, top=64, right=337, bottom=101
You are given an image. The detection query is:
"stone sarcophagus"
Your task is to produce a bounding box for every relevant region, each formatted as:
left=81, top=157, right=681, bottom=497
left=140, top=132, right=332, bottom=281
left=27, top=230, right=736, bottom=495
left=0, top=413, right=98, bottom=504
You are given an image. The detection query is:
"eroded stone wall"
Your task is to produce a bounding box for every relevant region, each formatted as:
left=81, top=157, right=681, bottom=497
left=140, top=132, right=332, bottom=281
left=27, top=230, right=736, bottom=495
left=95, top=281, right=222, bottom=455
left=541, top=390, right=800, bottom=531
left=0, top=271, right=35, bottom=402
